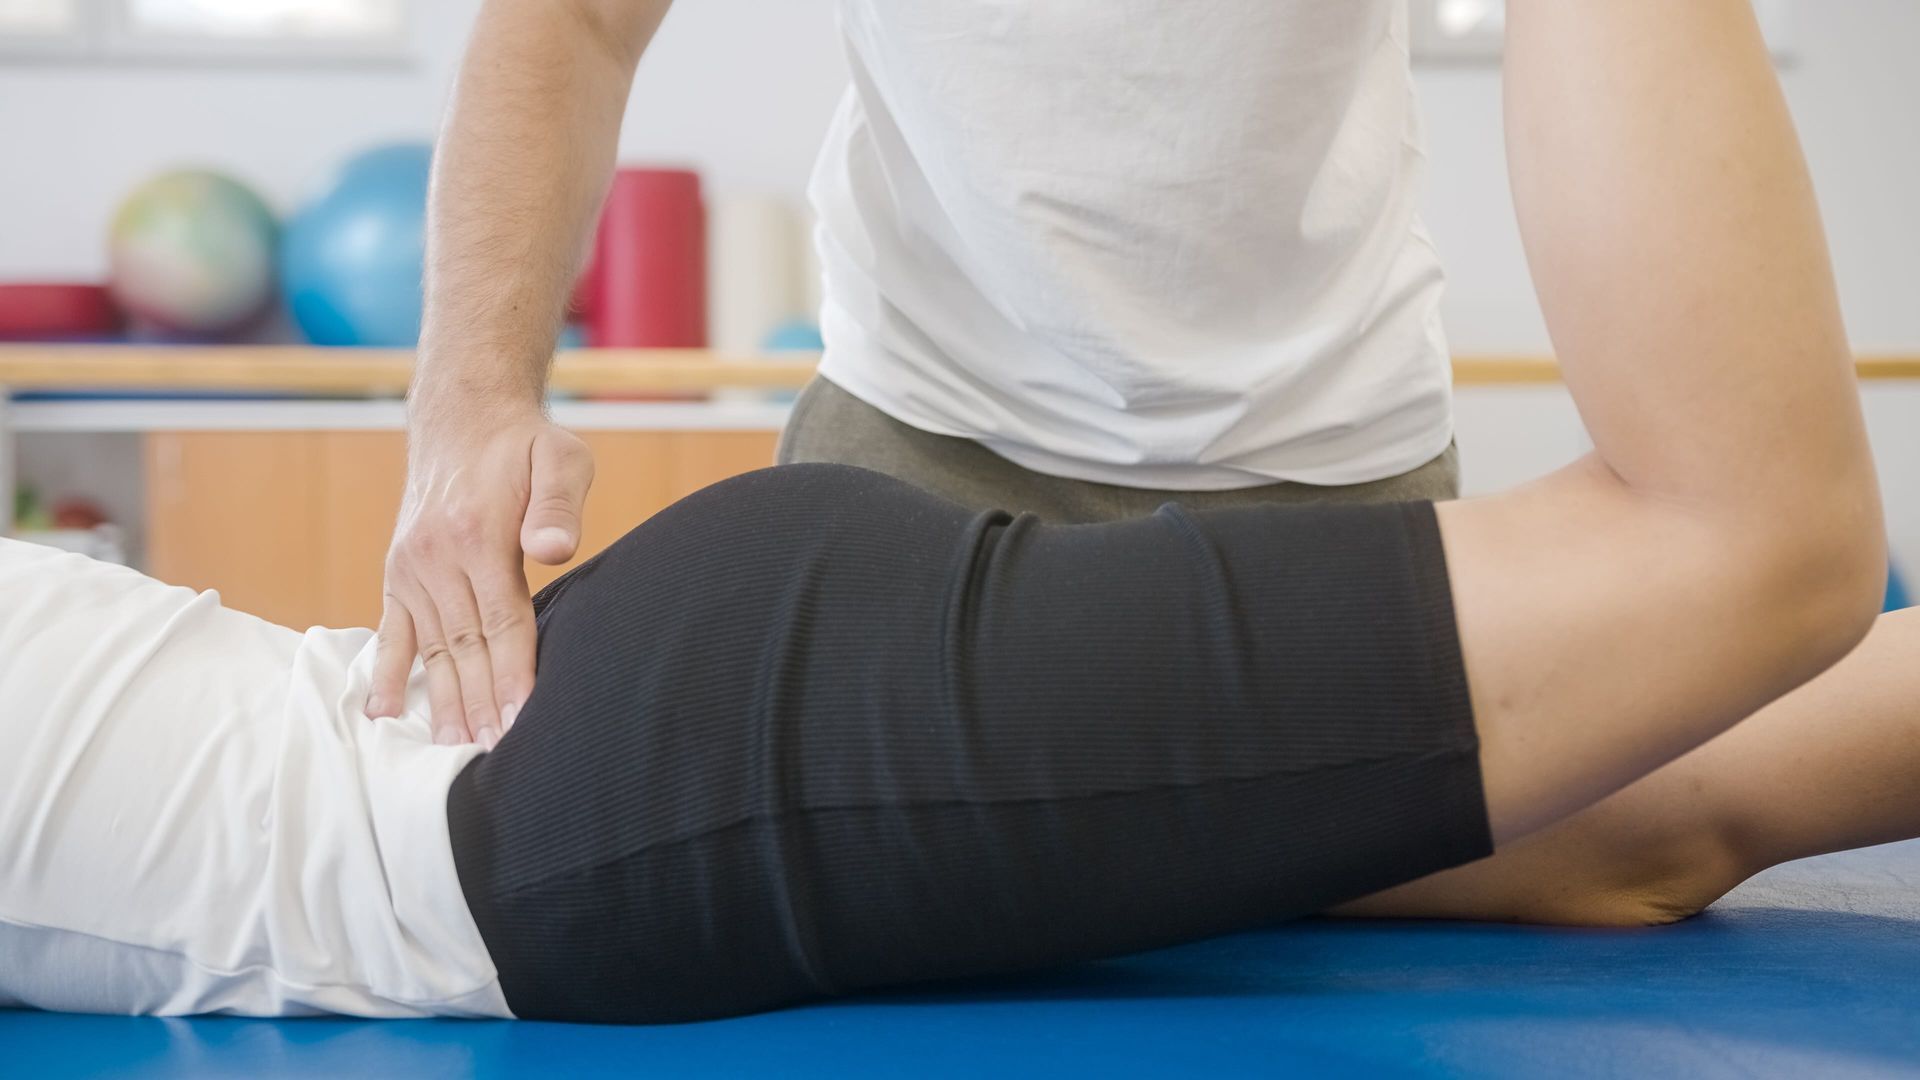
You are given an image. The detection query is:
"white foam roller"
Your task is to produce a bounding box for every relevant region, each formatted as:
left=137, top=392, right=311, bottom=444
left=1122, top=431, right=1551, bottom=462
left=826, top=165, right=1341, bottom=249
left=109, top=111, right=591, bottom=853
left=707, top=195, right=807, bottom=354
left=799, top=205, right=826, bottom=325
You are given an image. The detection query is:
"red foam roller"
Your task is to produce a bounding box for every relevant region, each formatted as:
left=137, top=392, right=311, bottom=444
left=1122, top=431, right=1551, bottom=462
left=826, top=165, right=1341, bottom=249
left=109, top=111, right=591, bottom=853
left=0, top=283, right=122, bottom=340
left=587, top=168, right=706, bottom=349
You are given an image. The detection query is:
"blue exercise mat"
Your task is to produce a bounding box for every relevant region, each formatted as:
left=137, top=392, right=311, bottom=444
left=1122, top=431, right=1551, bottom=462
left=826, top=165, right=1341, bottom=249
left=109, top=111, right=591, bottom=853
left=5, top=840, right=1917, bottom=1079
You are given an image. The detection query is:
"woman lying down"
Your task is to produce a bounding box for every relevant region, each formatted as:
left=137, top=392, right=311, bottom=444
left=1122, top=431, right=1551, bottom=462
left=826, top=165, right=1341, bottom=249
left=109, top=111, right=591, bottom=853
left=4, top=6, right=1917, bottom=1025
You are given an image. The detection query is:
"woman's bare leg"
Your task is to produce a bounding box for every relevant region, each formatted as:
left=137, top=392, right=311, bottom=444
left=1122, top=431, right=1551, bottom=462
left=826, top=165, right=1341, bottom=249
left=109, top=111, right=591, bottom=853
left=1335, top=607, right=1920, bottom=927
left=1425, top=0, right=1885, bottom=846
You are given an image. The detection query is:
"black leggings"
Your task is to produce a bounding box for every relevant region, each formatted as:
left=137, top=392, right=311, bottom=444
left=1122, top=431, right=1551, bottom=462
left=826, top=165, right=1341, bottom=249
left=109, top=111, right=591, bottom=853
left=446, top=464, right=1490, bottom=1024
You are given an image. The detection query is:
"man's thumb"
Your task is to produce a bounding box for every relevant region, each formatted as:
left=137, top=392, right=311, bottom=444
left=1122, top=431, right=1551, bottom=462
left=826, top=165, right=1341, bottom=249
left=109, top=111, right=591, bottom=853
left=521, top=429, right=594, bottom=564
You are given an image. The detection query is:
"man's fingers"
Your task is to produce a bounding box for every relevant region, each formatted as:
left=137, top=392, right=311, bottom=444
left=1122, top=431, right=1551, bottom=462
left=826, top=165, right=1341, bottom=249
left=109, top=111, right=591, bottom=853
left=472, top=562, right=538, bottom=733
left=428, top=575, right=504, bottom=750
left=521, top=429, right=595, bottom=565
left=409, top=593, right=477, bottom=748
left=365, top=597, right=418, bottom=719
left=377, top=417, right=576, bottom=744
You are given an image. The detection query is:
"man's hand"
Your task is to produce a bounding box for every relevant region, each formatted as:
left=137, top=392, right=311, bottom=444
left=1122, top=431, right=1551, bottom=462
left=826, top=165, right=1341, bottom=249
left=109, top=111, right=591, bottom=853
left=365, top=410, right=594, bottom=747
left=369, top=0, right=670, bottom=744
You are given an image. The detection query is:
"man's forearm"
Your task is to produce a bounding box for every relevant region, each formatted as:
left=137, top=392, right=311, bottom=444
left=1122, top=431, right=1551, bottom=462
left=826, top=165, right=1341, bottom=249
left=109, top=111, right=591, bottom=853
left=414, top=0, right=673, bottom=421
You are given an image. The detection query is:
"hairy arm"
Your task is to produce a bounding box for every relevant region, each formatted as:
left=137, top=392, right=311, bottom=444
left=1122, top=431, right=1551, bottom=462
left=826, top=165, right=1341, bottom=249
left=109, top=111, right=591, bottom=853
left=369, top=0, right=676, bottom=745
left=412, top=0, right=669, bottom=410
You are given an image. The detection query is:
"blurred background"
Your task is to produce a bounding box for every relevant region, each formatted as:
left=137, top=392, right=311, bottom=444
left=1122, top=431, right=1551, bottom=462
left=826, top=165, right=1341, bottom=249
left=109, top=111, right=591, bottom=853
left=1, top=0, right=1915, bottom=624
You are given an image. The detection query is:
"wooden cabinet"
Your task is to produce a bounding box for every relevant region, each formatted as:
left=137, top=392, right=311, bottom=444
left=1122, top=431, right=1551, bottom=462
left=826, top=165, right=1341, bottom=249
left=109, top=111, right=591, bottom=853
left=145, top=430, right=779, bottom=630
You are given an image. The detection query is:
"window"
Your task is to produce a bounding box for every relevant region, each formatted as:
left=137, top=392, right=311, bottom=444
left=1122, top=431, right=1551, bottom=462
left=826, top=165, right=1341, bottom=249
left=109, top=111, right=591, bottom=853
left=1412, top=0, right=1794, bottom=63
left=0, top=0, right=407, bottom=60
left=1435, top=0, right=1504, bottom=41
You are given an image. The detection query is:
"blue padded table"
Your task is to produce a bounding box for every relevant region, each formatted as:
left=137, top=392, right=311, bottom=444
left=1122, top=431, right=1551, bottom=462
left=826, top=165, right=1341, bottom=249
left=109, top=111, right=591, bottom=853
left=6, top=840, right=1917, bottom=1079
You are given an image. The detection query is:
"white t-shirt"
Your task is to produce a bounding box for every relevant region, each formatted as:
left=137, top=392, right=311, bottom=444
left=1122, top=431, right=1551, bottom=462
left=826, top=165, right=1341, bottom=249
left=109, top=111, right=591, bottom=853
left=811, top=0, right=1452, bottom=490
left=0, top=539, right=509, bottom=1019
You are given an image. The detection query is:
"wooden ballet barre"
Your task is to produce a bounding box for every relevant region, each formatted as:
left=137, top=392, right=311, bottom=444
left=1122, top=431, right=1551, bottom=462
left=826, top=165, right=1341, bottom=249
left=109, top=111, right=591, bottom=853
left=1454, top=355, right=1920, bottom=385
left=0, top=347, right=820, bottom=394
left=0, top=346, right=1916, bottom=393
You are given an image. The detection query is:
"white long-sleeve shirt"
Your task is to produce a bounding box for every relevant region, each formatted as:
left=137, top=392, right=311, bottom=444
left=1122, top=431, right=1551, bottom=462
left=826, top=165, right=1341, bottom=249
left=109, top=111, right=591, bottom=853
left=0, top=539, right=509, bottom=1018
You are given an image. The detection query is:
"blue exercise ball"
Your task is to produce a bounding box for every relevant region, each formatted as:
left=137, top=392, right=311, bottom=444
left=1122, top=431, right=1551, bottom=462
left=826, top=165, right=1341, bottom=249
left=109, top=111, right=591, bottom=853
left=1889, top=563, right=1912, bottom=613
left=281, top=143, right=432, bottom=347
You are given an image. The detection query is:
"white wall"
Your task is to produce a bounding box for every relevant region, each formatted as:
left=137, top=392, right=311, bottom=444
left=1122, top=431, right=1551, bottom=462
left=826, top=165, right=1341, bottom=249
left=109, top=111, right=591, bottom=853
left=3, top=0, right=1917, bottom=571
